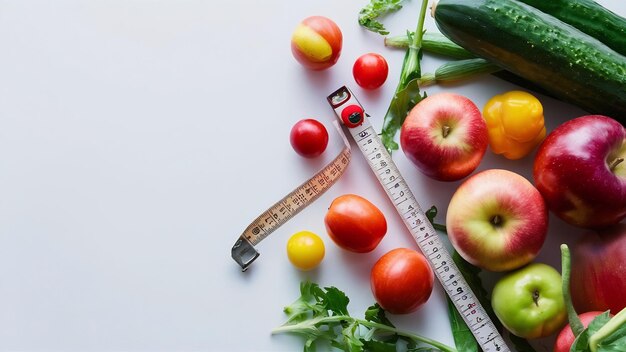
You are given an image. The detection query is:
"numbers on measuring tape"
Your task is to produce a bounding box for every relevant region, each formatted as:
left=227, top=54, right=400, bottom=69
left=231, top=122, right=351, bottom=271
left=327, top=86, right=510, bottom=352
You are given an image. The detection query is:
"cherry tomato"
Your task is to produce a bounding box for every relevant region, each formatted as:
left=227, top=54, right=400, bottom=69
left=291, top=16, right=343, bottom=71
left=324, top=194, right=387, bottom=253
left=370, top=248, right=434, bottom=314
left=289, top=119, right=329, bottom=158
left=286, top=231, right=325, bottom=270
left=353, top=53, right=389, bottom=89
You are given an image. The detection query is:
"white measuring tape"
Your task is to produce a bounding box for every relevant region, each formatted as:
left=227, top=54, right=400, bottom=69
left=327, top=86, right=509, bottom=352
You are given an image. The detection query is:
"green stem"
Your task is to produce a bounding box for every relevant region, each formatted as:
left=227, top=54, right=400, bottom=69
left=385, top=32, right=474, bottom=59
left=421, top=58, right=501, bottom=86
left=560, top=244, right=584, bottom=336
left=399, top=0, right=429, bottom=87
left=413, top=0, right=428, bottom=47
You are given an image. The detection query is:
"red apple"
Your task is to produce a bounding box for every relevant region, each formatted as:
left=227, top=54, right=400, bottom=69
left=446, top=169, right=548, bottom=272
left=533, top=115, right=626, bottom=228
left=553, top=311, right=606, bottom=352
left=400, top=92, right=488, bottom=181
left=571, top=223, right=626, bottom=314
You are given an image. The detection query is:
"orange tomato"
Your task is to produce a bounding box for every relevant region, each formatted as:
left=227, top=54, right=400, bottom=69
left=324, top=194, right=387, bottom=253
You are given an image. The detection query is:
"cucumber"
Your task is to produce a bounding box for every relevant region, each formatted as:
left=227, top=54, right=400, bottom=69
left=518, top=0, right=626, bottom=57
left=433, top=0, right=626, bottom=122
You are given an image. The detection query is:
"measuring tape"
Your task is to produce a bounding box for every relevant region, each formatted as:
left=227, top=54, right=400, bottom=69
left=327, top=86, right=509, bottom=352
left=231, top=122, right=351, bottom=271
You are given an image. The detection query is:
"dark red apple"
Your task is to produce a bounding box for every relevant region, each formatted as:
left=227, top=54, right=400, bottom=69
left=533, top=115, right=626, bottom=228
left=400, top=92, right=488, bottom=182
left=571, top=223, right=626, bottom=314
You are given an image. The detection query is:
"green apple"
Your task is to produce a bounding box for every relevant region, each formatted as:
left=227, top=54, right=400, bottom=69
left=491, top=263, right=567, bottom=339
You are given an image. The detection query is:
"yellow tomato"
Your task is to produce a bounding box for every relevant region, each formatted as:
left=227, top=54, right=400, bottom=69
left=286, top=231, right=325, bottom=270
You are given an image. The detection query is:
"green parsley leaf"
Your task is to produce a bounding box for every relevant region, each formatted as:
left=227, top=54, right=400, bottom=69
left=284, top=281, right=328, bottom=323
left=273, top=280, right=458, bottom=352
left=361, top=339, right=397, bottom=352
left=364, top=304, right=395, bottom=327
left=322, top=286, right=350, bottom=316
left=358, top=0, right=406, bottom=35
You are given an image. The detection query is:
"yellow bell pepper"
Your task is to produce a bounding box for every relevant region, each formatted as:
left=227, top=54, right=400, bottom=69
left=483, top=90, right=546, bottom=160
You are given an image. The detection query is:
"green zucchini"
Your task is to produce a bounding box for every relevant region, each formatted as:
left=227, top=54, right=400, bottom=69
left=433, top=0, right=626, bottom=122
left=518, top=0, right=626, bottom=57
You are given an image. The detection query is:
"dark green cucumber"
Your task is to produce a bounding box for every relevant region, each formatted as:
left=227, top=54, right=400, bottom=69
left=518, top=0, right=626, bottom=57
left=433, top=0, right=626, bottom=122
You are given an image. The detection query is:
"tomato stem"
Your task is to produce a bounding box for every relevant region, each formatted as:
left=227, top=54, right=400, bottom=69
left=560, top=244, right=585, bottom=336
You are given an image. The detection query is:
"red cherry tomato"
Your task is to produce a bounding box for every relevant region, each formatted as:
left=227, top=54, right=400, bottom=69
left=324, top=194, right=387, bottom=253
left=370, top=248, right=434, bottom=314
left=289, top=119, right=329, bottom=158
left=353, top=53, right=389, bottom=89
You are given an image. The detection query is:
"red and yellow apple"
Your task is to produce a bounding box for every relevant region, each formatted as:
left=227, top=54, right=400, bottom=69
left=400, top=92, right=488, bottom=181
left=571, top=223, right=626, bottom=314
left=533, top=115, right=626, bottom=228
left=446, top=169, right=548, bottom=272
left=290, top=16, right=342, bottom=71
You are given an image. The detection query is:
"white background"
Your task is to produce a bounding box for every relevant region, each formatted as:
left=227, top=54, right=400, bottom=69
left=0, top=1, right=624, bottom=351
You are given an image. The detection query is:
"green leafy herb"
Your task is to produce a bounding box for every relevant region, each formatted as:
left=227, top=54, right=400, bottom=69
left=561, top=244, right=626, bottom=352
left=358, top=0, right=406, bottom=35
left=273, top=282, right=458, bottom=352
left=364, top=303, right=395, bottom=327
left=380, top=0, right=429, bottom=153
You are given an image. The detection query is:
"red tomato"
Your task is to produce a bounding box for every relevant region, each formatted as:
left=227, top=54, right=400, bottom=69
left=289, top=119, right=329, bottom=158
left=353, top=53, right=389, bottom=89
left=324, top=194, right=387, bottom=252
left=291, top=16, right=343, bottom=71
left=370, top=248, right=434, bottom=314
